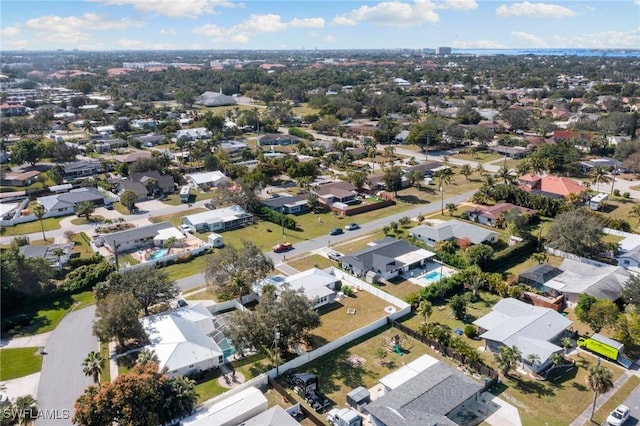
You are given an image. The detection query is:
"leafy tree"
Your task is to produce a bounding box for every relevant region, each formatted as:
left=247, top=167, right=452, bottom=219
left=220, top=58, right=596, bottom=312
left=575, top=294, right=598, bottom=323
left=465, top=244, right=494, bottom=268
left=585, top=300, right=619, bottom=333
left=120, top=190, right=137, bottom=212
left=31, top=203, right=46, bottom=242
left=449, top=294, right=467, bottom=320
left=406, top=169, right=424, bottom=189
left=136, top=349, right=159, bottom=366
left=82, top=351, right=105, bottom=384
left=212, top=179, right=262, bottom=213
left=205, top=241, right=273, bottom=303
left=10, top=139, right=43, bottom=166
left=224, top=286, right=320, bottom=356
left=73, top=362, right=197, bottom=426
left=586, top=363, right=613, bottom=421
left=382, top=165, right=403, bottom=195
left=622, top=275, right=640, bottom=310
left=546, top=209, right=607, bottom=258
left=93, top=292, right=146, bottom=348
left=75, top=201, right=95, bottom=221
left=99, top=267, right=179, bottom=316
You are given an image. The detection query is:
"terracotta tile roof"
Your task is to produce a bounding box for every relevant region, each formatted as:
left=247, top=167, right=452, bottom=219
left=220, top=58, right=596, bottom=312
left=469, top=203, right=538, bottom=219
left=518, top=174, right=584, bottom=196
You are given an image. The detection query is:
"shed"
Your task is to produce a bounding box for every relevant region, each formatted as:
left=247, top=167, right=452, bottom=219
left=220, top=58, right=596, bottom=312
left=346, top=386, right=370, bottom=411
left=208, top=233, right=224, bottom=248
left=365, top=270, right=379, bottom=284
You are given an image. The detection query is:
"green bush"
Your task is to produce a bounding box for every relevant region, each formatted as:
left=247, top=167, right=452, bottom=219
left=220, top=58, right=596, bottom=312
left=613, top=189, right=621, bottom=197
left=341, top=285, right=353, bottom=297
left=288, top=127, right=315, bottom=140
left=623, top=192, right=631, bottom=198
left=464, top=325, right=477, bottom=338
left=58, top=262, right=114, bottom=293
left=258, top=206, right=297, bottom=230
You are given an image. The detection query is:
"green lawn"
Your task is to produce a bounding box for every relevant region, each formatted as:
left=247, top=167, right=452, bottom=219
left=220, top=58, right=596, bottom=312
left=151, top=208, right=207, bottom=227
left=100, top=342, right=111, bottom=383
left=71, top=233, right=95, bottom=258
left=70, top=216, right=105, bottom=225
left=0, top=347, right=44, bottom=380
left=1, top=217, right=62, bottom=237
left=286, top=254, right=334, bottom=272
left=453, top=152, right=502, bottom=163
left=591, top=375, right=640, bottom=425
left=164, top=253, right=211, bottom=281
left=1, top=290, right=95, bottom=336
left=119, top=253, right=140, bottom=266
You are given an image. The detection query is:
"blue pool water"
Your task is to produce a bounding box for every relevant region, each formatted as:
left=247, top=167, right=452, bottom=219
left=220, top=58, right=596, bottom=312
left=418, top=270, right=443, bottom=285
left=150, top=248, right=169, bottom=260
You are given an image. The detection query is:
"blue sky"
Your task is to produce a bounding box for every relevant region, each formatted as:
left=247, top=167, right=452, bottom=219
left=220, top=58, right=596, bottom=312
left=1, top=0, right=639, bottom=51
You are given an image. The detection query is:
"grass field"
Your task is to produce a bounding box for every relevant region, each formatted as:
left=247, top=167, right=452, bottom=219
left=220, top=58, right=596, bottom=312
left=100, top=342, right=111, bottom=383
left=1, top=217, right=62, bottom=237
left=2, top=291, right=95, bottom=336
left=164, top=253, right=211, bottom=282
left=286, top=254, right=334, bottom=272
left=72, top=233, right=95, bottom=258
left=453, top=152, right=502, bottom=163
left=0, top=347, right=44, bottom=380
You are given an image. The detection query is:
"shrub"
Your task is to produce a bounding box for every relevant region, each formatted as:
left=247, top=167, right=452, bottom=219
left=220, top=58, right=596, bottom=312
left=613, top=189, right=621, bottom=197
left=288, top=127, right=315, bottom=140
left=464, top=325, right=477, bottom=338
left=341, top=286, right=353, bottom=297
left=58, top=262, right=114, bottom=293
left=624, top=192, right=631, bottom=198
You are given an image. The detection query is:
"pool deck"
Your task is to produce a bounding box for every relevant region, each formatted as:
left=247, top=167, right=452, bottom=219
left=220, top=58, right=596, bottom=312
left=408, top=262, right=457, bottom=288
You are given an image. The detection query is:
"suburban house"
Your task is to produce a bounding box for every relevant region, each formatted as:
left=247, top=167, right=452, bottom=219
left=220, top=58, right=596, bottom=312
left=402, top=161, right=442, bottom=177
left=393, top=130, right=410, bottom=143
left=175, top=127, right=212, bottom=141
left=186, top=171, right=229, bottom=189
left=116, top=170, right=176, bottom=200
left=364, top=354, right=483, bottom=426
left=18, top=243, right=74, bottom=268
left=194, top=90, right=237, bottom=107
left=517, top=174, right=585, bottom=198
left=467, top=203, right=538, bottom=227
left=340, top=237, right=436, bottom=280
left=258, top=134, right=301, bottom=146
left=519, top=258, right=629, bottom=305
left=261, top=194, right=309, bottom=214
left=182, top=205, right=253, bottom=233
left=112, top=151, right=151, bottom=164
left=220, top=140, right=248, bottom=154
left=63, top=161, right=101, bottom=179
left=488, top=145, right=529, bottom=159
left=253, top=268, right=339, bottom=309
left=37, top=187, right=106, bottom=217
left=578, top=158, right=623, bottom=173
left=473, top=298, right=572, bottom=373
left=140, top=303, right=226, bottom=377
left=131, top=133, right=164, bottom=147
left=313, top=181, right=358, bottom=206
left=96, top=221, right=181, bottom=253
left=409, top=220, right=498, bottom=247
left=1, top=170, right=40, bottom=186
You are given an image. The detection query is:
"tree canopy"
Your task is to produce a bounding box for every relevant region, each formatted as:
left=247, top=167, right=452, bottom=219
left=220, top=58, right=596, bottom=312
left=546, top=209, right=608, bottom=258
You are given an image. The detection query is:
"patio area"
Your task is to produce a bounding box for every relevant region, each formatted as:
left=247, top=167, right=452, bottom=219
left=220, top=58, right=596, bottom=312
left=407, top=261, right=458, bottom=288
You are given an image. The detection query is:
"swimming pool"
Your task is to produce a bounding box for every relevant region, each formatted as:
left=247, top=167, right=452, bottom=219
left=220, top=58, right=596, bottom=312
left=418, top=270, right=443, bottom=285
left=149, top=248, right=169, bottom=260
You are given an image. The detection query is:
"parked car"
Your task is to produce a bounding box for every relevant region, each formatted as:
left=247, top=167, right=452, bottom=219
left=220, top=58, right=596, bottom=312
left=180, top=224, right=194, bottom=233
left=327, top=251, right=342, bottom=261
left=344, top=223, right=360, bottom=231
left=607, top=405, right=630, bottom=426
left=329, top=228, right=343, bottom=235
left=272, top=242, right=293, bottom=253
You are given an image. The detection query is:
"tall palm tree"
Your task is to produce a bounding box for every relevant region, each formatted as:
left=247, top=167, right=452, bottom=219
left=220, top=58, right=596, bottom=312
left=588, top=166, right=612, bottom=191
left=629, top=204, right=640, bottom=227
left=436, top=168, right=454, bottom=215
left=417, top=300, right=433, bottom=324
left=460, top=164, right=472, bottom=181
left=526, top=352, right=540, bottom=368
left=475, top=162, right=485, bottom=176
left=32, top=203, right=46, bottom=242
left=496, top=166, right=516, bottom=184
left=82, top=350, right=105, bottom=384
left=14, top=395, right=37, bottom=426
left=586, top=362, right=614, bottom=421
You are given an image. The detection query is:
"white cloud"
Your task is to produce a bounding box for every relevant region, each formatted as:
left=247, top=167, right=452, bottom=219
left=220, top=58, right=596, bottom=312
left=160, top=28, right=176, bottom=35
left=194, top=13, right=325, bottom=44
left=1, top=26, right=20, bottom=38
left=636, top=0, right=640, bottom=6
left=323, top=35, right=336, bottom=43
left=89, top=0, right=239, bottom=18
left=26, top=13, right=144, bottom=34
left=553, top=28, right=640, bottom=48
left=290, top=17, right=325, bottom=28
left=436, top=0, right=478, bottom=10
left=496, top=2, right=576, bottom=18
left=454, top=39, right=506, bottom=48
left=332, top=1, right=439, bottom=27
left=1, top=39, right=28, bottom=49
left=511, top=31, right=549, bottom=47
left=117, top=39, right=145, bottom=48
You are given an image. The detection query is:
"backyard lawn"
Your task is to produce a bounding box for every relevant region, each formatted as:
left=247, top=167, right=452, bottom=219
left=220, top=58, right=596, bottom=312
left=377, top=277, right=423, bottom=301
left=1, top=217, right=62, bottom=237
left=164, top=253, right=211, bottom=281
left=0, top=347, right=44, bottom=380
left=1, top=290, right=95, bottom=336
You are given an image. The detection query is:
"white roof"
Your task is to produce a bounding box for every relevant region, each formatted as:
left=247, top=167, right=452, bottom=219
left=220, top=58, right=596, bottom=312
left=188, top=171, right=228, bottom=186
left=379, top=354, right=438, bottom=390
left=395, top=248, right=435, bottom=265
left=180, top=386, right=267, bottom=426
left=545, top=258, right=629, bottom=300
left=155, top=227, right=186, bottom=241
left=141, top=303, right=223, bottom=373
left=184, top=205, right=249, bottom=226
left=0, top=202, right=19, bottom=217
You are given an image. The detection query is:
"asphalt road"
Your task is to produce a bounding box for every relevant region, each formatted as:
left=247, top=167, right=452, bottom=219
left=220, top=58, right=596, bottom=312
left=36, top=306, right=98, bottom=426
left=616, top=382, right=640, bottom=426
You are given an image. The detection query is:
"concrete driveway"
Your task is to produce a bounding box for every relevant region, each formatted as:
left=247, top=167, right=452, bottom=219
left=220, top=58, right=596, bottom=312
left=36, top=306, right=98, bottom=426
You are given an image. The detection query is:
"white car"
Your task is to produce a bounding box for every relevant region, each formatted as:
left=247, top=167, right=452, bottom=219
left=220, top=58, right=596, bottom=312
left=607, top=405, right=630, bottom=426
left=180, top=224, right=194, bottom=233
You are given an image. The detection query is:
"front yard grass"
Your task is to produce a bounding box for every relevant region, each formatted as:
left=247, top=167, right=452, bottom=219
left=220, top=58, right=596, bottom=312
left=0, top=347, right=44, bottom=380
left=1, top=290, right=95, bottom=336
left=0, top=217, right=62, bottom=237
left=453, top=152, right=502, bottom=163
left=150, top=207, right=207, bottom=227
left=590, top=375, right=640, bottom=425
left=71, top=232, right=95, bottom=258
left=100, top=342, right=111, bottom=383
left=286, top=254, right=334, bottom=272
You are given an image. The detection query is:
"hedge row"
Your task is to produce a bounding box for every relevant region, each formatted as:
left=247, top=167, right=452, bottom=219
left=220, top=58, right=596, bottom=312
left=258, top=206, right=297, bottom=230
left=288, top=127, right=315, bottom=140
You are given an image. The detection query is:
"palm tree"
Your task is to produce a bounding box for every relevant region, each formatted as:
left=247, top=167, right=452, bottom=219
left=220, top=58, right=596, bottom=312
left=406, top=169, right=424, bottom=190
left=588, top=166, right=612, bottom=191
left=83, top=120, right=94, bottom=136
left=446, top=203, right=457, bottom=216
left=496, top=166, right=516, bottom=184
left=586, top=362, right=614, bottom=421
left=417, top=300, right=433, bottom=324
left=560, top=337, right=572, bottom=354
left=120, top=190, right=137, bottom=212
left=164, top=236, right=177, bottom=254
left=549, top=352, right=564, bottom=367
left=51, top=247, right=65, bottom=272
left=435, top=168, right=454, bottom=215
left=82, top=351, right=105, bottom=384
left=32, top=203, right=46, bottom=242
left=475, top=162, right=485, bottom=176
left=515, top=159, right=532, bottom=176
left=75, top=200, right=95, bottom=221
left=526, top=352, right=541, bottom=368
left=460, top=164, right=472, bottom=181
left=494, top=345, right=521, bottom=377
left=14, top=395, right=37, bottom=426
left=136, top=348, right=159, bottom=366
left=531, top=251, right=549, bottom=264
left=630, top=204, right=640, bottom=227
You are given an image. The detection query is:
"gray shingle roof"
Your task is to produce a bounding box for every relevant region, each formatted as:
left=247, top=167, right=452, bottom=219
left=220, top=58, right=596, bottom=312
left=410, top=220, right=497, bottom=245
left=37, top=187, right=105, bottom=212
left=100, top=222, right=173, bottom=249
left=340, top=237, right=427, bottom=273
left=365, top=362, right=482, bottom=426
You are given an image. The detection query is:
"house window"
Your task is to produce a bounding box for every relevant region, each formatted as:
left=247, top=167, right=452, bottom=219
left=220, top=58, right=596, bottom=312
left=624, top=260, right=630, bottom=265
left=189, top=364, right=194, bottom=368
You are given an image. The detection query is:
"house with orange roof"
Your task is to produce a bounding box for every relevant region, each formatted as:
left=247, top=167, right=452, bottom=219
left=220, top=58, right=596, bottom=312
left=517, top=174, right=585, bottom=198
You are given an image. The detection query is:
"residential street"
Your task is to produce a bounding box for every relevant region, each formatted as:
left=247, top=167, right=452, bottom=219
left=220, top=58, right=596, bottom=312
left=35, top=306, right=98, bottom=426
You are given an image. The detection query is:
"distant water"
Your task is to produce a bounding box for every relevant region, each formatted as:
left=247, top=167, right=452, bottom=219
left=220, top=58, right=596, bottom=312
left=453, top=49, right=640, bottom=58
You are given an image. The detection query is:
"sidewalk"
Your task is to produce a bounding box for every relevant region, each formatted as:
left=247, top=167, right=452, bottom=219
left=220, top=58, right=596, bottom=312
left=569, top=370, right=633, bottom=426
left=108, top=341, right=119, bottom=382
left=0, top=331, right=51, bottom=349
